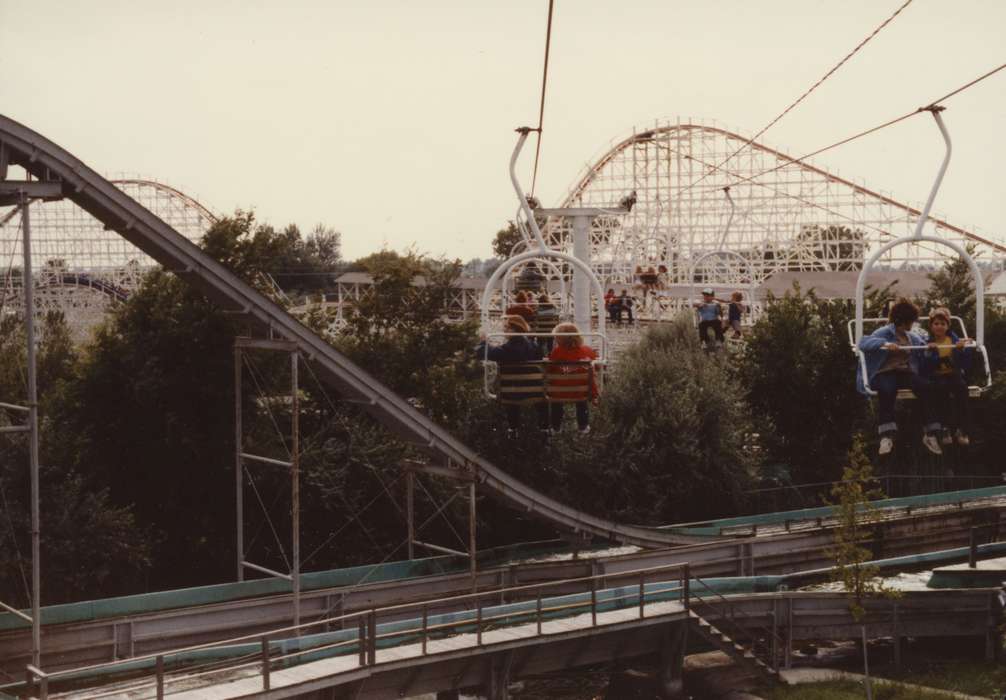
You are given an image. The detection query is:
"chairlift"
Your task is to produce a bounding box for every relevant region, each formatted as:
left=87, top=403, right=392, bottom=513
left=480, top=128, right=609, bottom=404
left=850, top=108, right=992, bottom=399
left=687, top=188, right=756, bottom=347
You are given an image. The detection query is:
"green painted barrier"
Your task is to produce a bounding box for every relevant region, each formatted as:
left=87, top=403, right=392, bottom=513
left=663, top=485, right=1006, bottom=537
left=0, top=539, right=565, bottom=632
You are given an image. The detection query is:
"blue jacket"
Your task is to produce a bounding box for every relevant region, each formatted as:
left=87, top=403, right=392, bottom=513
left=919, top=330, right=974, bottom=380
left=856, top=323, right=926, bottom=395
left=475, top=336, right=543, bottom=364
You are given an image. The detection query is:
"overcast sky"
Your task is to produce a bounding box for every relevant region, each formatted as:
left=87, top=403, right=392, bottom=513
left=2, top=0, right=1004, bottom=262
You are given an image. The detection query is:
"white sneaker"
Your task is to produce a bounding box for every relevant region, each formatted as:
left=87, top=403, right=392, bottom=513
left=955, top=430, right=971, bottom=447
left=922, top=433, right=943, bottom=455
left=578, top=425, right=591, bottom=435
left=879, top=436, right=894, bottom=456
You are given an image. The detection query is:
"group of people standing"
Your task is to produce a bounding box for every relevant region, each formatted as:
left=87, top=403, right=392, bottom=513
left=857, top=299, right=973, bottom=456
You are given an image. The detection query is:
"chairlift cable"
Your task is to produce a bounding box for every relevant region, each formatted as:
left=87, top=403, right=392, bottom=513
left=530, top=0, right=556, bottom=197
left=697, top=60, right=1006, bottom=194
left=678, top=0, right=915, bottom=197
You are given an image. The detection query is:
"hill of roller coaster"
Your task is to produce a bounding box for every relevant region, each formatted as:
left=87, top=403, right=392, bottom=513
left=1, top=113, right=710, bottom=549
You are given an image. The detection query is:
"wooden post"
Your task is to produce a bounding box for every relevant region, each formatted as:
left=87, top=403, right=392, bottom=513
left=155, top=655, right=164, bottom=700
left=407, top=471, right=415, bottom=560
left=261, top=636, right=271, bottom=690
left=892, top=602, right=901, bottom=670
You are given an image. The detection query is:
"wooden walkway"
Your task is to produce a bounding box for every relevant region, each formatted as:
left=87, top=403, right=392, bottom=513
left=54, top=600, right=685, bottom=699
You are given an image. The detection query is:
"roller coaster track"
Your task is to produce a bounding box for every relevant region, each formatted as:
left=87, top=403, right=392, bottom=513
left=0, top=114, right=700, bottom=549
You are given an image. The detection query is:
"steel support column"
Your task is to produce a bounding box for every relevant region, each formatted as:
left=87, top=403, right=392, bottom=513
left=233, top=339, right=301, bottom=629
left=571, top=214, right=591, bottom=331
left=21, top=193, right=42, bottom=669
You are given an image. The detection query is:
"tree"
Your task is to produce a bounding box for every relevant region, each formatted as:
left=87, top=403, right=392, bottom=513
left=0, top=313, right=151, bottom=604
left=527, top=318, right=760, bottom=525
left=829, top=436, right=898, bottom=621
left=337, top=250, right=482, bottom=425
left=201, top=212, right=342, bottom=298
left=491, top=222, right=524, bottom=259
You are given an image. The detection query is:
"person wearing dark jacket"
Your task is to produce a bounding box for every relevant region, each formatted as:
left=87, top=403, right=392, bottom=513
left=921, top=306, right=974, bottom=447
left=476, top=315, right=548, bottom=437
left=857, top=298, right=942, bottom=456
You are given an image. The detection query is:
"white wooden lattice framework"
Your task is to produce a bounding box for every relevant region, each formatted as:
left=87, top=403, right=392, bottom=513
left=545, top=118, right=1005, bottom=289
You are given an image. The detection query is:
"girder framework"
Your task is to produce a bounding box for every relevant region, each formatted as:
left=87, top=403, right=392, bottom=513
left=0, top=177, right=216, bottom=339
left=547, top=119, right=1004, bottom=289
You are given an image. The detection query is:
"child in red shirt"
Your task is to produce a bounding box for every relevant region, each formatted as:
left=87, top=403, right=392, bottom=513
left=548, top=322, right=598, bottom=434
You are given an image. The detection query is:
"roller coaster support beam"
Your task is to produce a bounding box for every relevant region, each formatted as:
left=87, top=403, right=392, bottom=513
left=17, top=192, right=43, bottom=668
left=233, top=339, right=301, bottom=630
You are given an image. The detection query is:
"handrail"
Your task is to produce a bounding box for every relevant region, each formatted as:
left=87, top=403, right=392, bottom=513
left=689, top=576, right=785, bottom=671
left=28, top=560, right=691, bottom=689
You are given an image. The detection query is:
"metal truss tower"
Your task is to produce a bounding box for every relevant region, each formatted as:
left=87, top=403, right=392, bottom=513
left=543, top=118, right=1005, bottom=289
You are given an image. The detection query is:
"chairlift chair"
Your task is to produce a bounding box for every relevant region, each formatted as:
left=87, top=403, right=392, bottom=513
left=481, top=128, right=609, bottom=403
left=849, top=107, right=992, bottom=400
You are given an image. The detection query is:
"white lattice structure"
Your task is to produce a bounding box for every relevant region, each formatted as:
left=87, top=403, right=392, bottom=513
left=542, top=118, right=1006, bottom=290
left=0, top=178, right=217, bottom=340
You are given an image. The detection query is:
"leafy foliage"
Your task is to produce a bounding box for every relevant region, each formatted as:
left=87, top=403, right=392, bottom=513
left=0, top=314, right=151, bottom=604
left=496, top=318, right=759, bottom=525
left=491, top=221, right=524, bottom=259
left=741, top=285, right=867, bottom=484
left=828, top=436, right=898, bottom=621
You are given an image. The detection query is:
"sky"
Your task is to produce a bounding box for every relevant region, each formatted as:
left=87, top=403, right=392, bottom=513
left=2, top=0, right=1004, bottom=262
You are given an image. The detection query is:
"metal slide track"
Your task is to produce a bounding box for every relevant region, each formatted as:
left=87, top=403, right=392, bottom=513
left=0, top=114, right=700, bottom=549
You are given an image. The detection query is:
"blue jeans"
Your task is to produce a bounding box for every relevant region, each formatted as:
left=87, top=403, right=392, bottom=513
left=872, top=371, right=940, bottom=435
left=932, top=374, right=970, bottom=433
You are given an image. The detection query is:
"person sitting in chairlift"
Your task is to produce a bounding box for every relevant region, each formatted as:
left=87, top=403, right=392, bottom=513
left=548, top=322, right=598, bottom=435
left=857, top=298, right=942, bottom=456
left=695, top=288, right=724, bottom=347
left=604, top=288, right=620, bottom=323
left=505, top=291, right=536, bottom=325
left=726, top=291, right=745, bottom=339
left=921, top=306, right=973, bottom=447
left=534, top=292, right=559, bottom=353
left=617, top=290, right=634, bottom=324
left=475, top=315, right=548, bottom=439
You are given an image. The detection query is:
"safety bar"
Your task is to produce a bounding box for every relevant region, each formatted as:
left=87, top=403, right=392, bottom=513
left=846, top=316, right=971, bottom=348
left=482, top=341, right=606, bottom=401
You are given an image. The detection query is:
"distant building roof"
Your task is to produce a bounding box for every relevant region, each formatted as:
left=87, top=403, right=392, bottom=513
left=757, top=270, right=935, bottom=300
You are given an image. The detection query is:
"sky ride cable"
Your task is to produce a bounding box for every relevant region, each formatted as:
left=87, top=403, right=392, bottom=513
left=690, top=60, right=1006, bottom=195
left=530, top=0, right=555, bottom=197
left=677, top=0, right=915, bottom=198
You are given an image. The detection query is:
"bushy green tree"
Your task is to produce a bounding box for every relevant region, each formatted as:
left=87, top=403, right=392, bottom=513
left=491, top=222, right=524, bottom=259
left=336, top=251, right=482, bottom=426
left=741, top=285, right=868, bottom=485
left=511, top=318, right=759, bottom=525
left=0, top=313, right=151, bottom=604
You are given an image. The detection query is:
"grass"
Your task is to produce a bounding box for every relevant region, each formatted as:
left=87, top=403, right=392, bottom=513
left=877, top=658, right=1006, bottom=697
left=764, top=678, right=971, bottom=699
